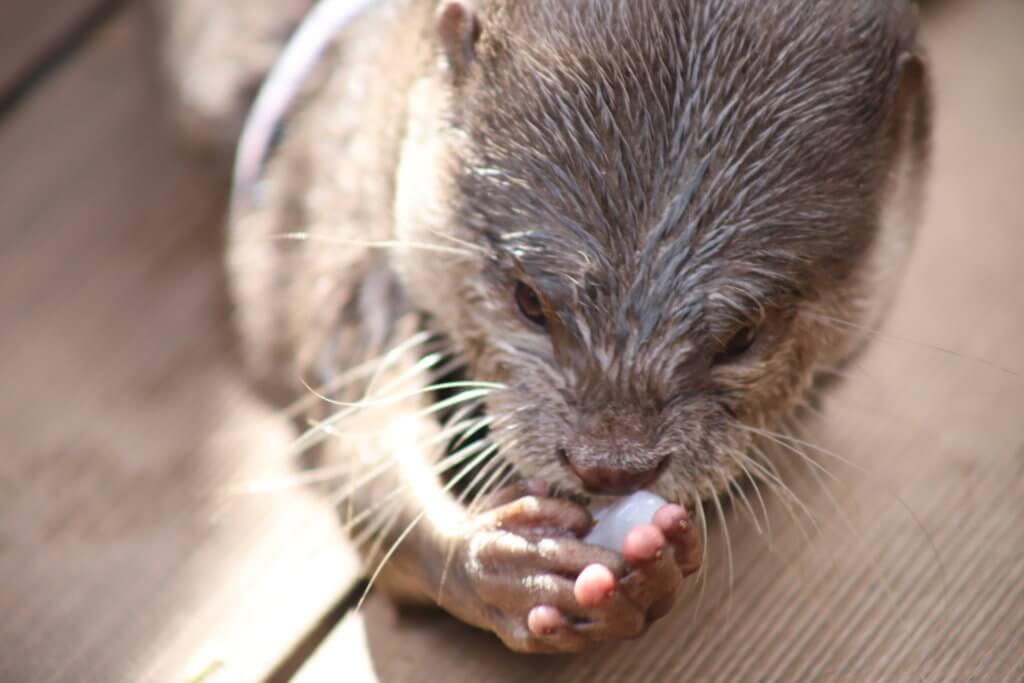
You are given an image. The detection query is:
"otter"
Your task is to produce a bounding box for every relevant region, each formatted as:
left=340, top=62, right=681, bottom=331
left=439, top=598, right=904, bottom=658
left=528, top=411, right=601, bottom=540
left=168, top=0, right=932, bottom=653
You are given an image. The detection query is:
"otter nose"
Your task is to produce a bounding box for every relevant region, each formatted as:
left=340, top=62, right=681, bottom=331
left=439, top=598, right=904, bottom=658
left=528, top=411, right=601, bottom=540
left=559, top=449, right=665, bottom=495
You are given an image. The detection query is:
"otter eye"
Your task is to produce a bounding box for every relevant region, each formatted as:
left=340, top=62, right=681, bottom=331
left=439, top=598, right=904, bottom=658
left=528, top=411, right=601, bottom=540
left=514, top=281, right=547, bottom=329
left=714, top=325, right=758, bottom=365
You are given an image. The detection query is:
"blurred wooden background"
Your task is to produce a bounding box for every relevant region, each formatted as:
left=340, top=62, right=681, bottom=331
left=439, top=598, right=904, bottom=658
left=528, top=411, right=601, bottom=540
left=0, top=1, right=1021, bottom=681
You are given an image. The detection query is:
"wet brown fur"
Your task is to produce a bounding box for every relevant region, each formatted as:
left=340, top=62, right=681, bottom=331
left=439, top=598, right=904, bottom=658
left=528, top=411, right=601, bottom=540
left=394, top=0, right=931, bottom=501
left=171, top=0, right=931, bottom=647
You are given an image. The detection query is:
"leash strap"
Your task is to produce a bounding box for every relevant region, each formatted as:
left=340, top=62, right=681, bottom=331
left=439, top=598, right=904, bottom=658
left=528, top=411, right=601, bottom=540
left=230, top=0, right=381, bottom=212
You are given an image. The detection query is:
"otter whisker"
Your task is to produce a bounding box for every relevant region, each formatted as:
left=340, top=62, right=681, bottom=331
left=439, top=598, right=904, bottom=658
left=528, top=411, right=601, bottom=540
left=348, top=338, right=461, bottom=415
left=436, top=413, right=495, bottom=450
left=328, top=416, right=499, bottom=509
left=303, top=380, right=504, bottom=410
left=296, top=387, right=499, bottom=456
left=747, top=425, right=848, bottom=490
left=716, top=471, right=757, bottom=655
left=724, top=461, right=764, bottom=537
left=350, top=495, right=404, bottom=551
left=778, top=432, right=901, bottom=604
left=746, top=424, right=949, bottom=597
left=207, top=332, right=440, bottom=448
left=257, top=231, right=478, bottom=258
left=791, top=388, right=959, bottom=543
left=360, top=347, right=448, bottom=400
left=343, top=487, right=415, bottom=539
left=691, top=497, right=711, bottom=622
left=359, top=508, right=425, bottom=607
left=289, top=351, right=449, bottom=455
left=280, top=411, right=485, bottom=496
left=422, top=227, right=489, bottom=255
left=336, top=436, right=500, bottom=533
left=418, top=387, right=501, bottom=417
left=711, top=477, right=736, bottom=613
left=431, top=414, right=498, bottom=451
left=811, top=364, right=883, bottom=390
left=807, top=311, right=1020, bottom=377
left=338, top=413, right=518, bottom=547
left=728, top=449, right=771, bottom=537
left=436, top=389, right=495, bottom=454
left=282, top=330, right=438, bottom=417
left=324, top=414, right=493, bottom=510
left=357, top=437, right=510, bottom=612
left=743, top=446, right=820, bottom=542
left=792, top=388, right=963, bottom=566
left=354, top=439, right=501, bottom=559
left=459, top=452, right=511, bottom=510
left=474, top=463, right=518, bottom=511
left=339, top=446, right=512, bottom=540
left=358, top=353, right=436, bottom=405
left=444, top=402, right=489, bottom=453
left=229, top=461, right=357, bottom=496
left=437, top=440, right=520, bottom=606
left=359, top=495, right=410, bottom=574
left=361, top=350, right=468, bottom=404
left=424, top=354, right=471, bottom=382
left=292, top=385, right=494, bottom=459
left=354, top=440, right=501, bottom=540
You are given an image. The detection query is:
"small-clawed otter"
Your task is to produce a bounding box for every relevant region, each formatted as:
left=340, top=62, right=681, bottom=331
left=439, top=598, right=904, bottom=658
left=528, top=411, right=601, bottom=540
left=159, top=0, right=932, bottom=653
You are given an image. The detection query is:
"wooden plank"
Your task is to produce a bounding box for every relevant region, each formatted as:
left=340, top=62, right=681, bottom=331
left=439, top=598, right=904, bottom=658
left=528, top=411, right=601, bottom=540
left=0, top=0, right=112, bottom=109
left=0, top=9, right=359, bottom=683
left=295, top=0, right=1024, bottom=680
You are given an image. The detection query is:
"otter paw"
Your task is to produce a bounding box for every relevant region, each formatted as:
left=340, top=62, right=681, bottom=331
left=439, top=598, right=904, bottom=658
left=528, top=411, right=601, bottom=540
left=612, top=503, right=702, bottom=622
left=446, top=494, right=701, bottom=654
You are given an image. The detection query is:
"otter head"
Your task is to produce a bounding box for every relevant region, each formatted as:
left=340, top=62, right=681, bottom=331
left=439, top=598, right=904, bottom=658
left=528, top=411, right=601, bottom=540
left=393, top=0, right=931, bottom=501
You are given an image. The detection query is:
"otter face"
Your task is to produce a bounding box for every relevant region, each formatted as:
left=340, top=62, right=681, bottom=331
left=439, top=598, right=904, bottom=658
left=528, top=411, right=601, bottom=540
left=394, top=0, right=930, bottom=502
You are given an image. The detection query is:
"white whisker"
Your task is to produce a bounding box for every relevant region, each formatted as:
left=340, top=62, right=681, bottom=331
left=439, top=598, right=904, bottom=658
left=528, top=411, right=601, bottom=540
left=290, top=384, right=493, bottom=459
left=808, top=311, right=1020, bottom=377
left=744, top=446, right=819, bottom=543
left=281, top=331, right=437, bottom=418
left=336, top=439, right=494, bottom=532
left=691, top=499, right=710, bottom=622
left=729, top=449, right=771, bottom=537
left=357, top=436, right=508, bottom=611
left=328, top=416, right=497, bottom=508
left=711, top=478, right=735, bottom=613
left=745, top=423, right=947, bottom=597
left=259, top=231, right=478, bottom=258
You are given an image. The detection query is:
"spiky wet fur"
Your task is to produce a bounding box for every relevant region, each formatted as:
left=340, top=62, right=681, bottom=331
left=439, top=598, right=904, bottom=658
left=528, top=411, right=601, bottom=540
left=220, top=0, right=931, bottom=604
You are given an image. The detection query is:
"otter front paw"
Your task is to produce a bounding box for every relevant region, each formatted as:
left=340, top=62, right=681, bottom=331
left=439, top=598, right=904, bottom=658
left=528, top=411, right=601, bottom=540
left=444, top=492, right=702, bottom=654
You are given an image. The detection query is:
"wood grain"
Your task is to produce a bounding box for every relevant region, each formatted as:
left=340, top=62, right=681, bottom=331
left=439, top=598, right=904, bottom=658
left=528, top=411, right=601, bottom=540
left=0, top=10, right=359, bottom=683
left=0, top=0, right=113, bottom=109
left=295, top=1, right=1024, bottom=680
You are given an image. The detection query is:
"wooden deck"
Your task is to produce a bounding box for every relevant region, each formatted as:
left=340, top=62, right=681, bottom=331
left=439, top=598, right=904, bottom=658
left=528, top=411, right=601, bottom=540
left=1, top=1, right=1021, bottom=681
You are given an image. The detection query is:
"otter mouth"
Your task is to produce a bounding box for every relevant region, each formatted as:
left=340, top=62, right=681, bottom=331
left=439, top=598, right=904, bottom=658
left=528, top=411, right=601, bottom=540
left=426, top=342, right=674, bottom=511
left=556, top=446, right=670, bottom=499
left=429, top=356, right=675, bottom=509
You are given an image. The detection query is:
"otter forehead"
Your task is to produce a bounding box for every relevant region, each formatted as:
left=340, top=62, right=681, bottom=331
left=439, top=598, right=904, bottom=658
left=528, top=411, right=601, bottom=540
left=450, top=0, right=911, bottom=356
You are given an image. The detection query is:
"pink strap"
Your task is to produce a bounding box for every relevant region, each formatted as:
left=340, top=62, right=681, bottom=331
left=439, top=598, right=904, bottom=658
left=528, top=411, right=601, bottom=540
left=231, top=0, right=380, bottom=211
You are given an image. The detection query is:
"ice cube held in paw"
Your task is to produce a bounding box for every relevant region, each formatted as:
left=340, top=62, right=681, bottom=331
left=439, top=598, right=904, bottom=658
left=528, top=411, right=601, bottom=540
left=584, top=490, right=668, bottom=551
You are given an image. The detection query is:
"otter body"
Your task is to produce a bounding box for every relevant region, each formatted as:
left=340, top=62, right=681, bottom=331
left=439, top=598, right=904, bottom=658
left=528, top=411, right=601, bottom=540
left=184, top=0, right=931, bottom=653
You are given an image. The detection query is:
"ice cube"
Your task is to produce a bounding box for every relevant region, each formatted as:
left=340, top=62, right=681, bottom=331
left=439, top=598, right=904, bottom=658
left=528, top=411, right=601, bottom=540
left=583, top=490, right=668, bottom=551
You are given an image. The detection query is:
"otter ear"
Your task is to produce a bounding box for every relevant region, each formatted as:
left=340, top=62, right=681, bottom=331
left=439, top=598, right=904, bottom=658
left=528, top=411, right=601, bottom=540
left=896, top=50, right=926, bottom=94
left=435, top=0, right=481, bottom=80
left=883, top=45, right=932, bottom=180
left=893, top=48, right=932, bottom=151
left=888, top=4, right=928, bottom=121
